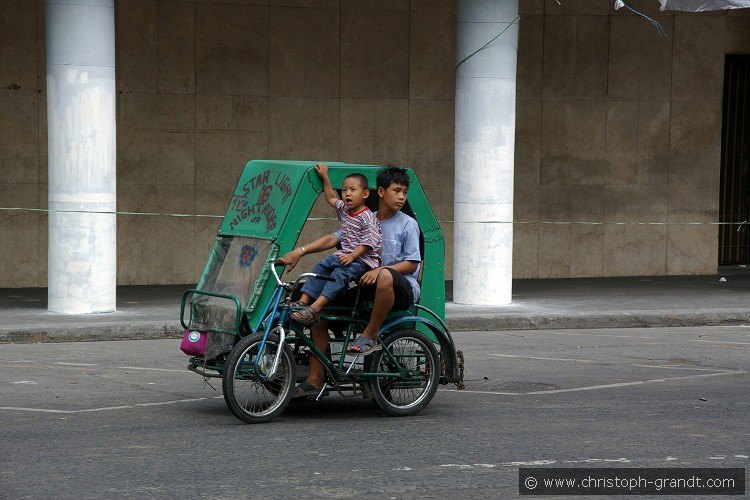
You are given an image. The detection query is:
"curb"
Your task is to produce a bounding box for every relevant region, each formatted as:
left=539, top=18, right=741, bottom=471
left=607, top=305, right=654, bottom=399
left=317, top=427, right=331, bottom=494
left=446, top=311, right=750, bottom=331
left=2, top=311, right=750, bottom=343
left=0, top=324, right=184, bottom=344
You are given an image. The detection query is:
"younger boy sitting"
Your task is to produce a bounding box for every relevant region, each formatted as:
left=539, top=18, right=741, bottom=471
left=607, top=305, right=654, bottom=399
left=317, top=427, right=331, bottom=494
left=290, top=163, right=382, bottom=325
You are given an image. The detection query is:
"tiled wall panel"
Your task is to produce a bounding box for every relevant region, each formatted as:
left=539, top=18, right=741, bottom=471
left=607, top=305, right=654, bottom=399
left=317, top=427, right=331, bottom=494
left=3, top=2, right=750, bottom=286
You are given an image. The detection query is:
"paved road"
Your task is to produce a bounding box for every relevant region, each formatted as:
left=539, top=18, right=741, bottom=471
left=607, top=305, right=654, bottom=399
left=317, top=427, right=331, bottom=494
left=1, top=327, right=748, bottom=498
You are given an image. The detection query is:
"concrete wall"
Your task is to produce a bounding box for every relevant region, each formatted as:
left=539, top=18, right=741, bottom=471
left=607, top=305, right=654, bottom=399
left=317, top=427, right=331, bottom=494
left=0, top=0, right=456, bottom=287
left=0, top=1, right=45, bottom=287
left=0, top=0, right=748, bottom=287
left=514, top=0, right=750, bottom=278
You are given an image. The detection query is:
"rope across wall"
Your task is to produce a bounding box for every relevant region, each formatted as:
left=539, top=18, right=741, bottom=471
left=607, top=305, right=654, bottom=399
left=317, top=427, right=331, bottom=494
left=0, top=207, right=742, bottom=228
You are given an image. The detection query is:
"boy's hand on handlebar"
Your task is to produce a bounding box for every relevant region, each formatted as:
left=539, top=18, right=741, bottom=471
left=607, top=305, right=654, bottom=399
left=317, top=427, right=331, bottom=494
left=337, top=252, right=354, bottom=266
left=359, top=267, right=381, bottom=286
left=277, top=250, right=301, bottom=274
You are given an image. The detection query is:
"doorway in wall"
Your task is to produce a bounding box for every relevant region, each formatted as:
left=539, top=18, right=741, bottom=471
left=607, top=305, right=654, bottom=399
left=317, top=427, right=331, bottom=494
left=719, top=55, right=750, bottom=265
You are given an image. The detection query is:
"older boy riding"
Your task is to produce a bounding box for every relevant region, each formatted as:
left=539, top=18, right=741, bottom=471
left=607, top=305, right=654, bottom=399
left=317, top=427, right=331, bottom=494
left=278, top=165, right=421, bottom=397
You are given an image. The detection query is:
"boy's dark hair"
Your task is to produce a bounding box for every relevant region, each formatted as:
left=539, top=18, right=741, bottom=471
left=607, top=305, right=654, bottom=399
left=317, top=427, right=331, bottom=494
left=377, top=165, right=410, bottom=190
left=343, top=173, right=369, bottom=190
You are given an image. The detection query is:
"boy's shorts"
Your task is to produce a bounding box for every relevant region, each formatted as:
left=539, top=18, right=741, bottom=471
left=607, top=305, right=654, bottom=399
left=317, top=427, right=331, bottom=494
left=333, top=268, right=414, bottom=311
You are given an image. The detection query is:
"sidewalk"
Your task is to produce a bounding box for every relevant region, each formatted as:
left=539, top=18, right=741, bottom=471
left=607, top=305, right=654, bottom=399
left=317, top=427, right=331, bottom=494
left=2, top=272, right=750, bottom=343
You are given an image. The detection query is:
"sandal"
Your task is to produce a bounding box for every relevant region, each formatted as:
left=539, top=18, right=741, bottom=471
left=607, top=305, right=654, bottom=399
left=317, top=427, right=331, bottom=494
left=346, top=336, right=381, bottom=356
left=292, top=381, right=329, bottom=399
left=290, top=306, right=319, bottom=326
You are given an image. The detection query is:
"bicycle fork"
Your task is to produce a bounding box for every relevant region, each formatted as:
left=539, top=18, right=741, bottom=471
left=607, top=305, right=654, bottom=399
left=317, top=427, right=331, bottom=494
left=257, top=325, right=286, bottom=379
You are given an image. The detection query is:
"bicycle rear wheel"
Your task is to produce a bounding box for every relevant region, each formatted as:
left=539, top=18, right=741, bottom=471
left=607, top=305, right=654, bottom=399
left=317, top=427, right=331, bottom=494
left=222, top=331, right=296, bottom=424
left=368, top=329, right=440, bottom=416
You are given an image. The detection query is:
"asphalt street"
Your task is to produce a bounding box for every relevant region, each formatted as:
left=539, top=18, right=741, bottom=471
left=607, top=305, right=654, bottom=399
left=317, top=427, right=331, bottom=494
left=1, top=326, right=748, bottom=498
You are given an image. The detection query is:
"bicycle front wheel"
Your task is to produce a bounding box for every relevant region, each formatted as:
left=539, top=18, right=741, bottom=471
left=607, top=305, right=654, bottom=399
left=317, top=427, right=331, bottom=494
left=222, top=332, right=296, bottom=424
left=368, top=329, right=440, bottom=417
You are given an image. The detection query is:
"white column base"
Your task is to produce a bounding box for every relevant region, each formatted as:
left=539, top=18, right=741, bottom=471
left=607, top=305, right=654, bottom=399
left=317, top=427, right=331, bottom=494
left=453, top=203, right=513, bottom=305
left=48, top=207, right=116, bottom=314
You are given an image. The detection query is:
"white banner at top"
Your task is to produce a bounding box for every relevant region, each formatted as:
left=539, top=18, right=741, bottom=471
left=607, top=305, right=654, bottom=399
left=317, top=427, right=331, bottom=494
left=660, top=0, right=750, bottom=11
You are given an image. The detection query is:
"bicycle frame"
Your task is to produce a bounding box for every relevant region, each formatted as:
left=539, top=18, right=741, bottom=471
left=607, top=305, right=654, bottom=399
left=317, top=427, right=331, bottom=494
left=250, top=262, right=424, bottom=389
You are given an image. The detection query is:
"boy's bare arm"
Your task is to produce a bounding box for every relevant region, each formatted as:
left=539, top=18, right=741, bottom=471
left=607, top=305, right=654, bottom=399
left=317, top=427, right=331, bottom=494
left=278, top=233, right=339, bottom=273
left=314, top=163, right=339, bottom=208
left=338, top=244, right=370, bottom=266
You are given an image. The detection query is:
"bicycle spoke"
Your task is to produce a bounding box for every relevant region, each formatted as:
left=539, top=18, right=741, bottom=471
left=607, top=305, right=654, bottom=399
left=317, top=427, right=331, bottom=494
left=227, top=339, right=291, bottom=419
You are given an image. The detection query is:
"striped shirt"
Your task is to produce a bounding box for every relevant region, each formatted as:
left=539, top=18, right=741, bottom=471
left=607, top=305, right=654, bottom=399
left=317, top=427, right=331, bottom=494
left=334, top=199, right=382, bottom=269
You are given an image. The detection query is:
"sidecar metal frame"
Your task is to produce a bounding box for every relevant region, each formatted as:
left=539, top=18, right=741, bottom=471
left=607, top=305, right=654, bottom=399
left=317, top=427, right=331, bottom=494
left=180, top=160, right=460, bottom=385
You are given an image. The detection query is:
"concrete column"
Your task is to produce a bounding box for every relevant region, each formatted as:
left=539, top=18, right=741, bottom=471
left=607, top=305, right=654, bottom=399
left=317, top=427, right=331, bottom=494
left=46, top=0, right=116, bottom=313
left=453, top=0, right=518, bottom=306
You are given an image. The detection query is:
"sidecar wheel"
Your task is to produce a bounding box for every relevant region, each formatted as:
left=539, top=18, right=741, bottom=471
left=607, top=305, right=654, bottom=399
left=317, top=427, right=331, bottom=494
left=367, top=329, right=440, bottom=417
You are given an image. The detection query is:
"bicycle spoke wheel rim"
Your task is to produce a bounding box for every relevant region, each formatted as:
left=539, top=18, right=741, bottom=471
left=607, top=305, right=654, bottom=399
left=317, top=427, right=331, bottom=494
left=375, top=337, right=432, bottom=410
left=232, top=343, right=288, bottom=418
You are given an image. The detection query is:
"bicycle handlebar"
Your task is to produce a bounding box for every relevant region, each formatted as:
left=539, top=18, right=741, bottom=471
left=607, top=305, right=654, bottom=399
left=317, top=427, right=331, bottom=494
left=314, top=274, right=336, bottom=282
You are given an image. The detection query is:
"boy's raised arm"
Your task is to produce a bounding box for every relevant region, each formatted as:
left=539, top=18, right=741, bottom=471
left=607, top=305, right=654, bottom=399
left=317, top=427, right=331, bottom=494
left=315, top=163, right=339, bottom=208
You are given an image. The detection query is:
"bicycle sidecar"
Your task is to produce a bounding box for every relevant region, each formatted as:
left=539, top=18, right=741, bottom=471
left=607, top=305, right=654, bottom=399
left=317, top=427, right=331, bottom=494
left=180, top=160, right=463, bottom=420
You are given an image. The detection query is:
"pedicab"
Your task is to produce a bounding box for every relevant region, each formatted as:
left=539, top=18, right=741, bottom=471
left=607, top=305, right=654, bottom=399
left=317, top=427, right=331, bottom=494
left=179, top=160, right=464, bottom=423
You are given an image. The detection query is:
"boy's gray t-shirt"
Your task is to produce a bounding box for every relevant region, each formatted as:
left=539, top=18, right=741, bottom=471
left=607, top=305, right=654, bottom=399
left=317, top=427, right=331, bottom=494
left=334, top=210, right=421, bottom=301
